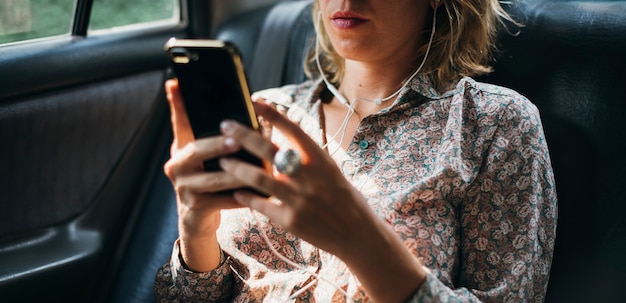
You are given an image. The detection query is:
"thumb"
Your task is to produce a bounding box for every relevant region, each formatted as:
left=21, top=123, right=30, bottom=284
left=165, top=78, right=195, bottom=151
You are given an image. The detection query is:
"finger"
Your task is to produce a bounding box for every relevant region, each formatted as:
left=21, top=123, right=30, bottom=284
left=253, top=102, right=321, bottom=163
left=176, top=184, right=242, bottom=212
left=232, top=190, right=287, bottom=224
left=251, top=94, right=268, bottom=103
left=219, top=157, right=290, bottom=198
left=179, top=171, right=248, bottom=194
left=250, top=97, right=274, bottom=139
left=165, top=79, right=195, bottom=151
left=166, top=136, right=241, bottom=175
left=220, top=120, right=278, bottom=163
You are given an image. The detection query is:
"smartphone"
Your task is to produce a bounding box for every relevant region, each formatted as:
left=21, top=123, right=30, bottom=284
left=164, top=38, right=268, bottom=174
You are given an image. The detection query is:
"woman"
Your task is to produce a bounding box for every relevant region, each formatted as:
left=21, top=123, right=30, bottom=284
left=155, top=0, right=557, bottom=302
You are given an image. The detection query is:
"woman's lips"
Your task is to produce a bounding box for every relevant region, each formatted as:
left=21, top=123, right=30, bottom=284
left=331, top=11, right=367, bottom=29
left=332, top=18, right=367, bottom=29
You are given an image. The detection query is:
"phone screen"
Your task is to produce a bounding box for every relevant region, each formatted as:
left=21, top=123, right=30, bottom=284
left=165, top=39, right=264, bottom=172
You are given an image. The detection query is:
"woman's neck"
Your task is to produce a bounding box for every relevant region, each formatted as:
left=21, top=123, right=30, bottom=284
left=338, top=59, right=416, bottom=114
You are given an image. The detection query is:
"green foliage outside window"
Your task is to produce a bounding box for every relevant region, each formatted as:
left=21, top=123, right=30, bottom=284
left=90, top=0, right=176, bottom=31
left=0, top=0, right=177, bottom=45
left=0, top=0, right=74, bottom=44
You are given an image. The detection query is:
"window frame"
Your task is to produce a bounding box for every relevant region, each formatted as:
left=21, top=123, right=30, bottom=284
left=72, top=0, right=94, bottom=37
left=0, top=0, right=191, bottom=101
left=0, top=0, right=186, bottom=47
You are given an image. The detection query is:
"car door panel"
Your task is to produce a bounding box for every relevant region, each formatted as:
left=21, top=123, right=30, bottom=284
left=0, top=70, right=163, bottom=236
left=0, top=26, right=182, bottom=301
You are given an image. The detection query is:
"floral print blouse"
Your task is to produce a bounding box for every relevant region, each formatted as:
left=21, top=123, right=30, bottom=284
left=155, top=75, right=558, bottom=302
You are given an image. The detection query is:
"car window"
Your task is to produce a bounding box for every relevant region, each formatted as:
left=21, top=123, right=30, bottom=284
left=0, top=0, right=74, bottom=44
left=0, top=0, right=179, bottom=45
left=90, top=0, right=179, bottom=32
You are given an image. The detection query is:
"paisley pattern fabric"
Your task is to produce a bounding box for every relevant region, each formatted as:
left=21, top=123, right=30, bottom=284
left=155, top=75, right=557, bottom=302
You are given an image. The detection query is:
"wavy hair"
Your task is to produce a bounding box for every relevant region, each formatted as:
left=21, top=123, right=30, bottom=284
left=306, top=0, right=520, bottom=91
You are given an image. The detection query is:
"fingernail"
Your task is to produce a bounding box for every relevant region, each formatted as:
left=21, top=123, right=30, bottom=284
left=220, top=120, right=236, bottom=135
left=218, top=157, right=231, bottom=170
left=223, top=137, right=239, bottom=151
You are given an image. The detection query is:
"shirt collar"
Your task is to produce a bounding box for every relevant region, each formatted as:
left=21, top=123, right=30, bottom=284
left=405, top=74, right=460, bottom=100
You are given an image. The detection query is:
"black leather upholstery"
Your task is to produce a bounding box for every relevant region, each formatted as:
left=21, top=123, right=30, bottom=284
left=111, top=152, right=179, bottom=303
left=108, top=1, right=625, bottom=302
left=215, top=3, right=313, bottom=89
left=481, top=2, right=626, bottom=301
left=212, top=1, right=626, bottom=302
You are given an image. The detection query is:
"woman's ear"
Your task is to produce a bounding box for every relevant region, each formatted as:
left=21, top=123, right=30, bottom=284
left=430, top=0, right=443, bottom=10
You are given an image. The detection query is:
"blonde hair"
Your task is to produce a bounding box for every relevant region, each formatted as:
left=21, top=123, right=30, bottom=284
left=306, top=0, right=519, bottom=91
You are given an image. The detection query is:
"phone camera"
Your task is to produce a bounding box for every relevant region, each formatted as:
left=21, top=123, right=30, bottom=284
left=170, top=47, right=199, bottom=64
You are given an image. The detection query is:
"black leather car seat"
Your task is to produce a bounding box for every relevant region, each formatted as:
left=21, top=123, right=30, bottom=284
left=482, top=2, right=626, bottom=301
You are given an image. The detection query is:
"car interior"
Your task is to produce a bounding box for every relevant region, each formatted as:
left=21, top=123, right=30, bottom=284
left=0, top=0, right=625, bottom=302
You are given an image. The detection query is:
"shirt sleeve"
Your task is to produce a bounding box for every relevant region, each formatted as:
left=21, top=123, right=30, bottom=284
left=410, top=97, right=558, bottom=302
left=154, top=239, right=235, bottom=303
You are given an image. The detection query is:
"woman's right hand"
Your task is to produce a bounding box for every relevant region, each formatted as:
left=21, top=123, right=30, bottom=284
left=163, top=78, right=245, bottom=271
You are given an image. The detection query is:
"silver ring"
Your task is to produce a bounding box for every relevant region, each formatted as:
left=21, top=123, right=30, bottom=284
left=273, top=148, right=302, bottom=175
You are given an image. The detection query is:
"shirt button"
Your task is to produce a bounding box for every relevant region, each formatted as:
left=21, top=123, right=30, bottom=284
left=359, top=139, right=369, bottom=149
